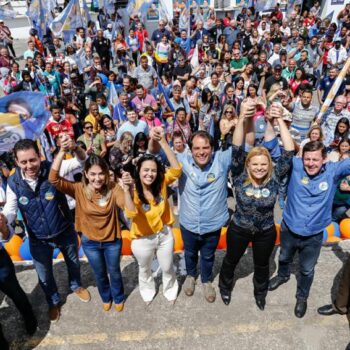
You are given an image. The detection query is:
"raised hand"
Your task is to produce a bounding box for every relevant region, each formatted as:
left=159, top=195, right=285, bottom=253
left=121, top=171, right=134, bottom=192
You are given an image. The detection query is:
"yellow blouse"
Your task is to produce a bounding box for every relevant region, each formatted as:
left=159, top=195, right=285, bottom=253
left=125, top=167, right=182, bottom=239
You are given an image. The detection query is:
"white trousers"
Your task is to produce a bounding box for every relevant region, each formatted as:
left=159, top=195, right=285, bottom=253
left=131, top=226, right=179, bottom=302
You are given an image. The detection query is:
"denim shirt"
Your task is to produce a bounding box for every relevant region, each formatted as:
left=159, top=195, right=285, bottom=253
left=177, top=147, right=233, bottom=234
left=283, top=157, right=350, bottom=236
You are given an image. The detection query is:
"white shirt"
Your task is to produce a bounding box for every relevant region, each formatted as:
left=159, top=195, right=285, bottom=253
left=3, top=157, right=84, bottom=227
left=328, top=46, right=348, bottom=65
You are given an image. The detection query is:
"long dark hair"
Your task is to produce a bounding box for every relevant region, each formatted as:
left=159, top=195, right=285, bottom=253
left=135, top=154, right=165, bottom=205
left=133, top=132, right=148, bottom=158
left=334, top=117, right=350, bottom=140
left=82, top=154, right=111, bottom=200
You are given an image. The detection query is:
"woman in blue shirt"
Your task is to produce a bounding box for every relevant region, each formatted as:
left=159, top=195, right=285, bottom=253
left=219, top=102, right=295, bottom=310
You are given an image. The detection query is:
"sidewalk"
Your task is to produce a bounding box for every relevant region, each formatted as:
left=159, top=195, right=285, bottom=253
left=1, top=241, right=349, bottom=350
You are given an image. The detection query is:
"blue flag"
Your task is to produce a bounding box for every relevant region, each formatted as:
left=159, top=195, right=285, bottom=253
left=0, top=92, right=50, bottom=152
left=49, top=0, right=84, bottom=37
left=0, top=1, right=17, bottom=19
left=27, top=0, right=52, bottom=39
left=104, top=0, right=115, bottom=15
left=81, top=0, right=91, bottom=26
left=208, top=115, right=215, bottom=138
left=157, top=77, right=174, bottom=112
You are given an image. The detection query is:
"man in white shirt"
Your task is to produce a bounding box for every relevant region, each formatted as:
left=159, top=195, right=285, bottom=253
left=328, top=39, right=348, bottom=70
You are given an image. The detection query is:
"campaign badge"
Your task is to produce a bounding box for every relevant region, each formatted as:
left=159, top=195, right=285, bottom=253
left=254, top=189, right=262, bottom=199
left=245, top=187, right=254, bottom=197
left=319, top=182, right=328, bottom=191
left=207, top=173, right=216, bottom=182
left=45, top=191, right=55, bottom=200
left=301, top=177, right=309, bottom=185
left=19, top=196, right=29, bottom=205
left=261, top=188, right=270, bottom=197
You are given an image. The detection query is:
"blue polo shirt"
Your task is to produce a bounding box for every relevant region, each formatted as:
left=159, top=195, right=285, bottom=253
left=283, top=157, right=350, bottom=236
left=177, top=147, right=232, bottom=234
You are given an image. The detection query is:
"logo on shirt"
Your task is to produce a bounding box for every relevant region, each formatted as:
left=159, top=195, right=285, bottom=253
left=261, top=188, right=270, bottom=198
left=301, top=177, right=309, bottom=185
left=45, top=191, right=55, bottom=201
left=19, top=196, right=29, bottom=205
left=207, top=173, right=216, bottom=182
left=319, top=182, right=329, bottom=191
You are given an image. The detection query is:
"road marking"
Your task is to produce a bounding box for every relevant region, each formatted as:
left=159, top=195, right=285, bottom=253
left=20, top=316, right=348, bottom=348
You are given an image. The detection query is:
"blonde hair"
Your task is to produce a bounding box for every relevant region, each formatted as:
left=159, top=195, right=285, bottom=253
left=266, top=83, right=282, bottom=101
left=222, top=104, right=237, bottom=120
left=244, top=147, right=273, bottom=186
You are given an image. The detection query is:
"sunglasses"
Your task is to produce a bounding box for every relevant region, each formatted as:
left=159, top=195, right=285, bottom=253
left=225, top=111, right=233, bottom=114
left=85, top=126, right=93, bottom=129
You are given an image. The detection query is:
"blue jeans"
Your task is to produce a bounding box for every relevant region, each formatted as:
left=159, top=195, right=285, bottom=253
left=277, top=220, right=323, bottom=300
left=81, top=235, right=124, bottom=304
left=29, top=230, right=81, bottom=306
left=180, top=225, right=221, bottom=283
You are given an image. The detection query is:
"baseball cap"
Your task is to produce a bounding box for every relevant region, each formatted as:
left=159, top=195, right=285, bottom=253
left=174, top=37, right=181, bottom=44
left=274, top=64, right=282, bottom=71
left=107, top=23, right=113, bottom=29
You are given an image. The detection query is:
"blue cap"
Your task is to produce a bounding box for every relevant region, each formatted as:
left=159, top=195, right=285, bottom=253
left=174, top=37, right=182, bottom=44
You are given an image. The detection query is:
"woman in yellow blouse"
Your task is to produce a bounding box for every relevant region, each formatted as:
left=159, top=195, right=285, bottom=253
left=122, top=127, right=182, bottom=305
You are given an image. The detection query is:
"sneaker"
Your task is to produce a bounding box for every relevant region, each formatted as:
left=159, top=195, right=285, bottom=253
left=74, top=287, right=91, bottom=302
left=103, top=302, right=112, bottom=312
left=48, top=305, right=60, bottom=323
left=203, top=282, right=216, bottom=303
left=183, top=275, right=196, bottom=296
left=115, top=303, right=124, bottom=312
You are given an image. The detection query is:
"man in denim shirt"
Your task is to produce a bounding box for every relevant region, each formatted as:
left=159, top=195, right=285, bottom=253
left=269, top=141, right=350, bottom=318
left=176, top=103, right=256, bottom=303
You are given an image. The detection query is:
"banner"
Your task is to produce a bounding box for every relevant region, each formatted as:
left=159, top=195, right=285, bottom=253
left=0, top=92, right=50, bottom=152
left=49, top=0, right=84, bottom=37
left=0, top=1, right=17, bottom=19
left=104, top=0, right=115, bottom=15
left=318, top=58, right=350, bottom=121
left=108, top=81, right=119, bottom=108
left=81, top=0, right=91, bottom=26
left=255, top=0, right=278, bottom=12
left=27, top=0, right=52, bottom=39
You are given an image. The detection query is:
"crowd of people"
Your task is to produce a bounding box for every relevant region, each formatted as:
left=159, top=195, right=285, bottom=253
left=0, top=0, right=350, bottom=348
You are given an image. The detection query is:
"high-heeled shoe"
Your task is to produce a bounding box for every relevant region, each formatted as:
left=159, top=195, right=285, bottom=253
left=255, top=298, right=266, bottom=311
left=220, top=292, right=231, bottom=306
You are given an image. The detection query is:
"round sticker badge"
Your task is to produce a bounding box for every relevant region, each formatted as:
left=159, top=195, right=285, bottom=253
left=301, top=177, right=309, bottom=185
left=245, top=187, right=254, bottom=197
left=45, top=191, right=54, bottom=200
left=19, top=196, right=29, bottom=205
left=207, top=173, right=216, bottom=182
left=254, top=189, right=262, bottom=199
left=261, top=188, right=270, bottom=198
left=319, top=182, right=329, bottom=191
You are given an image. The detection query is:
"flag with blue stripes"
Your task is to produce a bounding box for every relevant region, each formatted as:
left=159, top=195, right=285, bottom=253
left=157, top=77, right=174, bottom=112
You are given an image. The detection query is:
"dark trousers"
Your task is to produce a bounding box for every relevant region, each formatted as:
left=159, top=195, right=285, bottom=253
left=180, top=225, right=221, bottom=283
left=334, top=255, right=350, bottom=314
left=0, top=248, right=36, bottom=349
left=219, top=222, right=276, bottom=299
left=277, top=220, right=323, bottom=300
